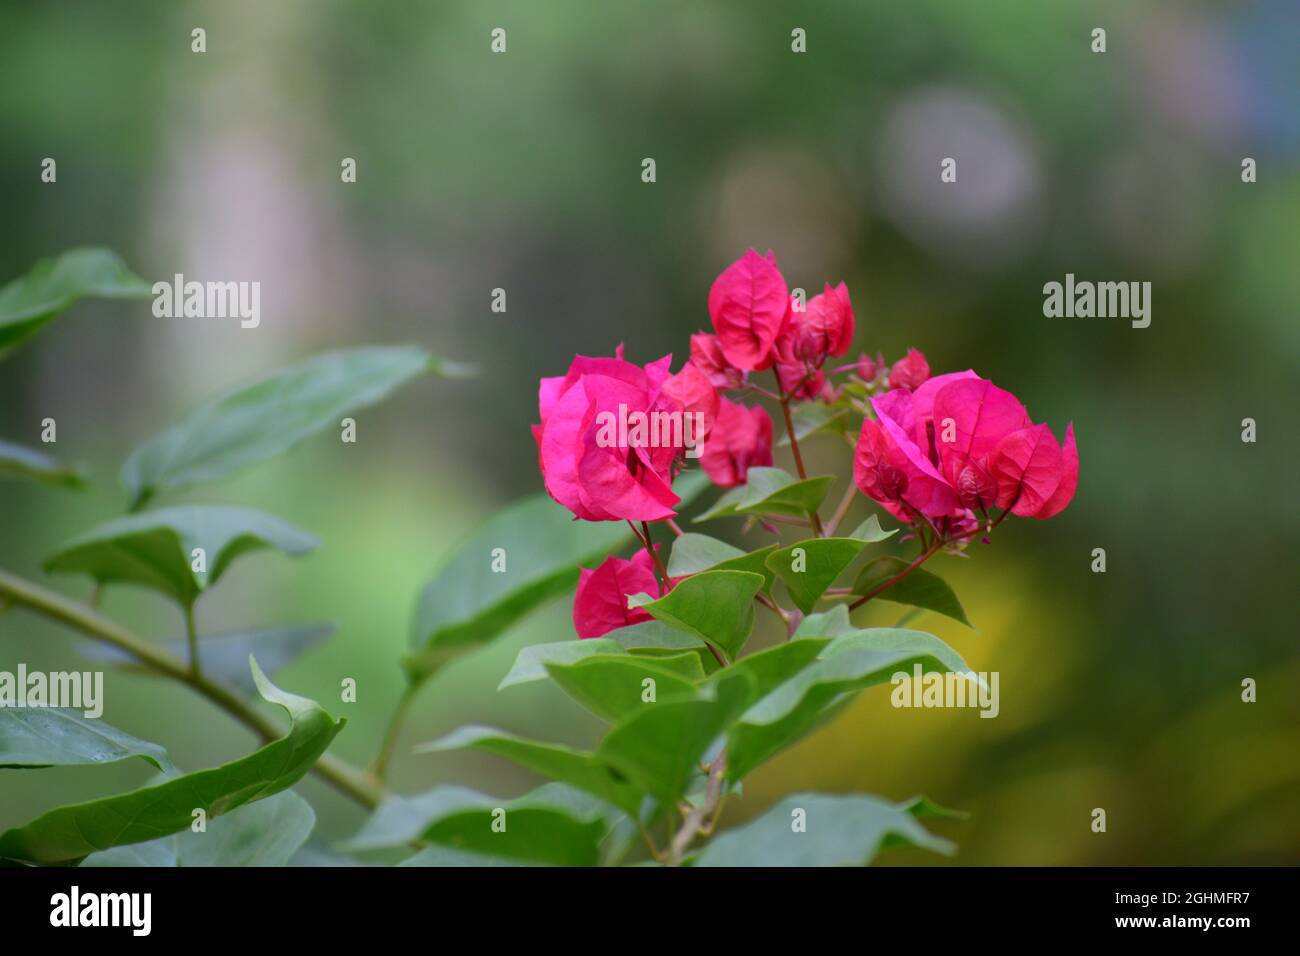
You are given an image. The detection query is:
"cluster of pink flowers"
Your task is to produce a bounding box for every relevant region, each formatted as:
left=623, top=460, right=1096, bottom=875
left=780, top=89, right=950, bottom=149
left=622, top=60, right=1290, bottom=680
left=533, top=250, right=1078, bottom=639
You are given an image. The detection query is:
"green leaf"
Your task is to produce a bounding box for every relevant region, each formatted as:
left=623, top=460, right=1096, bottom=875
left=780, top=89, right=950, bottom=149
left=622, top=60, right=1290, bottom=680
left=0, top=709, right=175, bottom=773
left=693, top=793, right=955, bottom=866
left=78, top=623, right=334, bottom=696
left=498, top=622, right=712, bottom=689
left=777, top=402, right=850, bottom=445
left=81, top=790, right=315, bottom=867
left=899, top=795, right=970, bottom=821
left=121, top=346, right=453, bottom=508
left=44, top=505, right=318, bottom=608
left=667, top=533, right=777, bottom=592
left=706, top=639, right=829, bottom=701
left=346, top=782, right=611, bottom=866
left=407, top=472, right=709, bottom=682
left=417, top=726, right=642, bottom=815
left=627, top=570, right=763, bottom=660
left=0, top=439, right=85, bottom=489
left=695, top=467, right=834, bottom=521
left=544, top=655, right=700, bottom=723
left=398, top=846, right=534, bottom=867
left=853, top=556, right=972, bottom=627
left=765, top=537, right=868, bottom=614
left=665, top=533, right=744, bottom=574
left=0, top=247, right=151, bottom=359
left=594, top=672, right=753, bottom=808
left=0, top=658, right=344, bottom=865
left=726, top=635, right=976, bottom=780
left=847, top=514, right=898, bottom=543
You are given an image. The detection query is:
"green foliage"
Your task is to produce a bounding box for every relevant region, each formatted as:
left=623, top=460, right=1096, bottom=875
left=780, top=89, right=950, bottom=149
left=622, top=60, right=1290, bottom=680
left=43, top=505, right=318, bottom=609
left=0, top=247, right=151, bottom=358
left=692, top=794, right=955, bottom=866
left=0, top=439, right=85, bottom=489
left=627, top=569, right=764, bottom=660
left=766, top=537, right=869, bottom=613
left=696, top=466, right=834, bottom=521
left=0, top=708, right=175, bottom=773
left=0, top=659, right=343, bottom=865
left=346, top=783, right=613, bottom=866
left=853, top=555, right=972, bottom=627
left=120, top=346, right=461, bottom=509
left=407, top=471, right=709, bottom=682
left=81, top=791, right=316, bottom=867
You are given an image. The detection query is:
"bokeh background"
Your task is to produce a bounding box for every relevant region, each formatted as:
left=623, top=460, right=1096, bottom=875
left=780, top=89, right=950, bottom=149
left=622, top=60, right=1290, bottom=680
left=2, top=0, right=1298, bottom=865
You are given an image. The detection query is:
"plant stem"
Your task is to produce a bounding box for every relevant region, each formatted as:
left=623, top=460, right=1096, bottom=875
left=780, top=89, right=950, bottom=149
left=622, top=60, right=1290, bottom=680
left=774, top=376, right=826, bottom=537
left=0, top=568, right=387, bottom=811
left=824, top=481, right=859, bottom=537
left=848, top=540, right=942, bottom=611
left=639, top=521, right=673, bottom=590
left=668, top=751, right=727, bottom=864
left=372, top=683, right=418, bottom=783
left=184, top=601, right=201, bottom=678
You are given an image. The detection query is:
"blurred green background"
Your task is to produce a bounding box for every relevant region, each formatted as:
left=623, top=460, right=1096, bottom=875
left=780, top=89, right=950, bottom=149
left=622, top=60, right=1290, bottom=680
left=2, top=0, right=1298, bottom=864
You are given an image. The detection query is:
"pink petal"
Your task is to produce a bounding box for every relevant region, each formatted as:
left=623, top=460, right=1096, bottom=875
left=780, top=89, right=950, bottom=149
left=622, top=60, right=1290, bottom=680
left=931, top=377, right=1032, bottom=486
left=708, top=249, right=789, bottom=371
left=1032, top=423, right=1078, bottom=519
left=989, top=424, right=1064, bottom=516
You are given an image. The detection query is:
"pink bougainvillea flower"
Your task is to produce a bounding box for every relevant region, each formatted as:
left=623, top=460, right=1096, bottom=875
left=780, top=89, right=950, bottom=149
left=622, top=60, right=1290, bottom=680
left=708, top=249, right=789, bottom=371
left=774, top=282, right=854, bottom=368
left=775, top=360, right=825, bottom=401
left=909, top=369, right=980, bottom=461
left=572, top=549, right=662, bottom=638
left=536, top=346, right=716, bottom=522
left=930, top=376, right=1032, bottom=510
left=991, top=422, right=1078, bottom=519
left=855, top=351, right=884, bottom=382
left=888, top=348, right=931, bottom=391
left=689, top=332, right=744, bottom=389
left=854, top=389, right=961, bottom=522
left=700, top=397, right=774, bottom=488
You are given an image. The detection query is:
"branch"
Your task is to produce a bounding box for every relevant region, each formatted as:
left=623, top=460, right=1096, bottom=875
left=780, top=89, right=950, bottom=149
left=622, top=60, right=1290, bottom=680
left=0, top=568, right=387, bottom=811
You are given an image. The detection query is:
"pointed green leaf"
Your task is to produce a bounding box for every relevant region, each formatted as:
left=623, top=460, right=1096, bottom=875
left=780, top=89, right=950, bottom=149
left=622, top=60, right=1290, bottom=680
left=847, top=514, right=897, bottom=543
left=408, top=473, right=709, bottom=682
left=853, top=555, right=972, bottom=626
left=44, top=505, right=318, bottom=608
left=727, top=635, right=977, bottom=780
left=0, top=709, right=175, bottom=773
left=777, top=402, right=850, bottom=445
left=346, top=783, right=611, bottom=866
left=0, top=247, right=151, bottom=358
left=627, top=570, right=763, bottom=660
left=765, top=537, right=868, bottom=614
left=0, top=439, right=86, bottom=489
left=498, top=621, right=712, bottom=690
left=695, top=467, right=834, bottom=521
left=121, top=346, right=454, bottom=508
left=544, top=655, right=700, bottom=723
left=665, top=533, right=745, bottom=574
left=705, top=639, right=829, bottom=701
left=694, top=793, right=954, bottom=866
left=667, top=533, right=777, bottom=592
left=0, top=658, right=344, bottom=865
left=594, top=672, right=754, bottom=808
left=417, top=726, right=641, bottom=815
left=81, top=790, right=315, bottom=867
